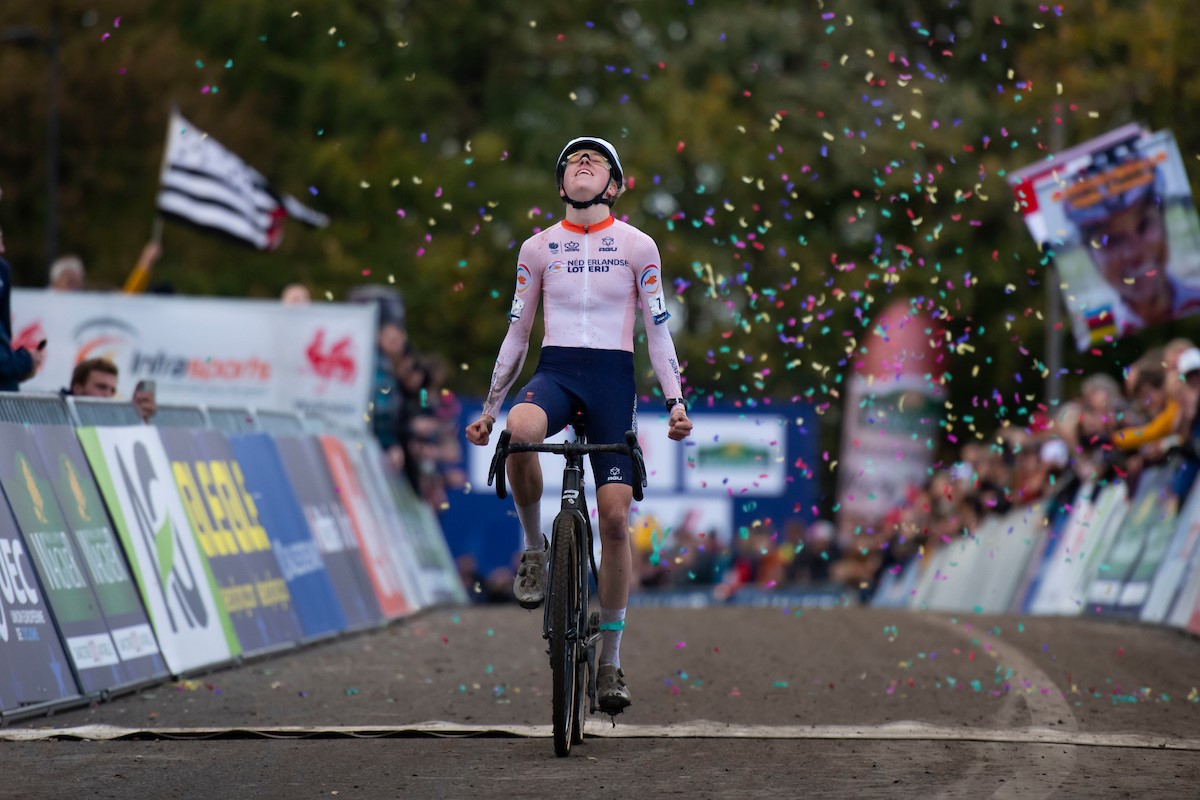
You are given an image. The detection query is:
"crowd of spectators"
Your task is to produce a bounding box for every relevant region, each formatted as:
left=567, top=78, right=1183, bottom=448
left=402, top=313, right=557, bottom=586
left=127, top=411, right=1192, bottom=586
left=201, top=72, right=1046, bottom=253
left=539, top=338, right=1200, bottom=607
left=353, top=285, right=467, bottom=512
left=834, top=337, right=1200, bottom=601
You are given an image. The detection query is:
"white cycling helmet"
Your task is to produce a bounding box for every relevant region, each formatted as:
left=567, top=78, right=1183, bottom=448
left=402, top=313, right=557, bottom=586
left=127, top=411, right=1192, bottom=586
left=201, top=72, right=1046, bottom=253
left=557, top=136, right=624, bottom=208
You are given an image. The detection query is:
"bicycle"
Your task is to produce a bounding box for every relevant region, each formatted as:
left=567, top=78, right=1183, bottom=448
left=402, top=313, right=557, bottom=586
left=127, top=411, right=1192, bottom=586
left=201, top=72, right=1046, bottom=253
left=487, top=419, right=646, bottom=757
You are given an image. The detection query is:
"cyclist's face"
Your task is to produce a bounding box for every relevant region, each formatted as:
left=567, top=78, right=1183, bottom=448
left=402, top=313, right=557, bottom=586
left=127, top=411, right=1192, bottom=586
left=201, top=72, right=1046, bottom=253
left=562, top=150, right=613, bottom=198
left=1083, top=195, right=1169, bottom=306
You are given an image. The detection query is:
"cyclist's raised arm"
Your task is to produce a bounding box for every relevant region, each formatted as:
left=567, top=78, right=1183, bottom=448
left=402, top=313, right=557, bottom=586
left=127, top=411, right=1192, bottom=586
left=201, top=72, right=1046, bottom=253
left=632, top=234, right=691, bottom=441
left=632, top=236, right=683, bottom=402
left=482, top=241, right=543, bottom=421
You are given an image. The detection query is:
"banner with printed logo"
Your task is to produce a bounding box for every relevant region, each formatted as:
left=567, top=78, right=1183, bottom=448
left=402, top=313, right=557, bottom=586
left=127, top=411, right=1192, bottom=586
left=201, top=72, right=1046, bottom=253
left=319, top=435, right=411, bottom=619
left=11, top=290, right=376, bottom=429
left=228, top=433, right=347, bottom=639
left=1142, top=484, right=1200, bottom=624
left=78, top=426, right=238, bottom=674
left=337, top=435, right=427, bottom=608
left=159, top=429, right=302, bottom=655
left=1086, top=467, right=1175, bottom=615
left=0, top=491, right=79, bottom=712
left=274, top=436, right=381, bottom=629
left=31, top=425, right=167, bottom=684
left=369, top=438, right=468, bottom=605
left=0, top=423, right=144, bottom=694
left=1010, top=126, right=1200, bottom=348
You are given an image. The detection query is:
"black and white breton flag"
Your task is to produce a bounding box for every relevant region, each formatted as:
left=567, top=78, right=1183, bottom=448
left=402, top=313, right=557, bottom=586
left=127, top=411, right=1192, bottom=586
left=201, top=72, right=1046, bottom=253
left=156, top=110, right=328, bottom=250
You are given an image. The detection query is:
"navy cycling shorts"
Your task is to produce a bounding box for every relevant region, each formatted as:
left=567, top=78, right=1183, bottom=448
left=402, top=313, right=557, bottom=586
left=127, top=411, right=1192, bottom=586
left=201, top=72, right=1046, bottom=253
left=513, top=346, right=637, bottom=487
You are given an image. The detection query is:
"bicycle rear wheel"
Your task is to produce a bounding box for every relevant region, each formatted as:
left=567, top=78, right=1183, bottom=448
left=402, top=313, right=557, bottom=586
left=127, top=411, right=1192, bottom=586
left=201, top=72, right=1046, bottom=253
left=550, top=513, right=582, bottom=757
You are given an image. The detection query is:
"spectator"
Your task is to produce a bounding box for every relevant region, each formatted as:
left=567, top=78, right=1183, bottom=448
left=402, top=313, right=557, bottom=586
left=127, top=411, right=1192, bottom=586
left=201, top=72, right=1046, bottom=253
left=49, top=242, right=164, bottom=294
left=1111, top=361, right=1179, bottom=454
left=60, top=357, right=154, bottom=422
left=62, top=358, right=118, bottom=397
left=131, top=379, right=157, bottom=423
left=787, top=519, right=841, bottom=584
left=280, top=283, right=311, bottom=305
left=0, top=225, right=45, bottom=391
left=49, top=254, right=85, bottom=291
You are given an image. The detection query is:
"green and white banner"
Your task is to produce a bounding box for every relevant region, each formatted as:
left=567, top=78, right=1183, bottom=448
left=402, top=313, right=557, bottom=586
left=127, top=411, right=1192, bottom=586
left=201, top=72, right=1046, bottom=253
left=0, top=489, right=79, bottom=711
left=32, top=425, right=167, bottom=684
left=78, top=426, right=238, bottom=674
left=0, top=423, right=135, bottom=693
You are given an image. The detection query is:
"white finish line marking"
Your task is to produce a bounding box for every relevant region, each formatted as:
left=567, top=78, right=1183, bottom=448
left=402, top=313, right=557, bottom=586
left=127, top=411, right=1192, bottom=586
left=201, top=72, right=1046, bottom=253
left=2, top=721, right=1197, bottom=751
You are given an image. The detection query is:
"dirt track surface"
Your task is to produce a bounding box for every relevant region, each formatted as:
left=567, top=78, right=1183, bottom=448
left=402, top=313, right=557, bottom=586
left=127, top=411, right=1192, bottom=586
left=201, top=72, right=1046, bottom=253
left=3, top=606, right=1199, bottom=799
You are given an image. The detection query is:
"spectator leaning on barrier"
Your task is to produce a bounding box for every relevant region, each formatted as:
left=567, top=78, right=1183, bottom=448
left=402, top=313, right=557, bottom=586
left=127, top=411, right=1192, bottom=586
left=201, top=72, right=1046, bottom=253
left=59, top=357, right=155, bottom=422
left=0, top=226, right=45, bottom=391
left=62, top=358, right=118, bottom=398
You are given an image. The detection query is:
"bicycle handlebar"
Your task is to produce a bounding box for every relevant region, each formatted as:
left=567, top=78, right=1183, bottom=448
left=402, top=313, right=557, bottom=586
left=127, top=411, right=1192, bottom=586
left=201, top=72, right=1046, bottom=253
left=487, top=429, right=647, bottom=502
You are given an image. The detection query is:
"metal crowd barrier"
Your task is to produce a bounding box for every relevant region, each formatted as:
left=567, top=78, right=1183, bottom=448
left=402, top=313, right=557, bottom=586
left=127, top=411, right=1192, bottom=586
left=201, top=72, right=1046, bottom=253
left=0, top=391, right=335, bottom=438
left=0, top=391, right=74, bottom=426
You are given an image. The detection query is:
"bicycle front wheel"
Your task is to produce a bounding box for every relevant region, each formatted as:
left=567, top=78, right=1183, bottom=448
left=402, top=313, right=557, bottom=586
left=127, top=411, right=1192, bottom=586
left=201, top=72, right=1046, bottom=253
left=550, top=513, right=582, bottom=757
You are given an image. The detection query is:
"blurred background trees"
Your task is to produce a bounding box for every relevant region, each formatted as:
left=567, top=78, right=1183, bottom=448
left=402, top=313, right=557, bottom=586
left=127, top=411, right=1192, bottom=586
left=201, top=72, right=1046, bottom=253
left=2, top=0, right=1197, bottom=502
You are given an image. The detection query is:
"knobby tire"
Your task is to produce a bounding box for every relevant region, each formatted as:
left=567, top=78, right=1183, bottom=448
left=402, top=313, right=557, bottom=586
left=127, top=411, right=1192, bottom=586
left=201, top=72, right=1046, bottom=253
left=550, top=514, right=580, bottom=757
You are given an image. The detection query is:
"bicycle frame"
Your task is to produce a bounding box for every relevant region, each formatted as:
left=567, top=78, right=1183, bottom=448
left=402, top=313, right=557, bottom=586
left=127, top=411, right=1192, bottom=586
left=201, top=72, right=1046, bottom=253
left=487, top=424, right=648, bottom=753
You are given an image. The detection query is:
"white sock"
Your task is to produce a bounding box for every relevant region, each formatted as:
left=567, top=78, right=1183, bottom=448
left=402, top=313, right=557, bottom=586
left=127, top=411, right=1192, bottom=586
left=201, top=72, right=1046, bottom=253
left=599, top=607, right=626, bottom=668
left=516, top=503, right=544, bottom=551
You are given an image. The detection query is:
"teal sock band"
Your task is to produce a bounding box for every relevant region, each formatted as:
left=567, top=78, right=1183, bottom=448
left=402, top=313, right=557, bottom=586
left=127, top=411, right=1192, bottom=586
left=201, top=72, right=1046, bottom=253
left=598, top=619, right=626, bottom=632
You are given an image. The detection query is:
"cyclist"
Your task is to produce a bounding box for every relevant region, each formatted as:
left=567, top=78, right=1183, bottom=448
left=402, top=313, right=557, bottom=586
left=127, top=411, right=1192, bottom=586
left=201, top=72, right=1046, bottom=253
left=465, top=136, right=692, bottom=713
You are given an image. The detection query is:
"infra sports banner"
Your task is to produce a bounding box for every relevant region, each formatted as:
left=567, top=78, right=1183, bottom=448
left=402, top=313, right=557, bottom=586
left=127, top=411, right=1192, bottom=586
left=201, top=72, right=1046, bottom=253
left=0, top=489, right=79, bottom=712
left=11, top=290, right=376, bottom=429
left=31, top=425, right=167, bottom=685
left=78, top=426, right=238, bottom=674
left=0, top=423, right=143, bottom=694
left=159, top=429, right=303, bottom=655
left=227, top=433, right=347, bottom=639
left=319, top=435, right=411, bottom=619
left=273, top=435, right=382, bottom=629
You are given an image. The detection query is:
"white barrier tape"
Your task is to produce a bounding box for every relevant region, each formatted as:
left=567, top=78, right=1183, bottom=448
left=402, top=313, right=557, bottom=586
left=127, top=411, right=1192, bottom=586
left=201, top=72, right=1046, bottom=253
left=2, top=721, right=1197, bottom=751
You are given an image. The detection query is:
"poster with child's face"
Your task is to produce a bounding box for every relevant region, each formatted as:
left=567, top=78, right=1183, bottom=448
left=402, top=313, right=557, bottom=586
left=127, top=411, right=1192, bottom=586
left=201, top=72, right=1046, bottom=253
left=1015, top=128, right=1200, bottom=350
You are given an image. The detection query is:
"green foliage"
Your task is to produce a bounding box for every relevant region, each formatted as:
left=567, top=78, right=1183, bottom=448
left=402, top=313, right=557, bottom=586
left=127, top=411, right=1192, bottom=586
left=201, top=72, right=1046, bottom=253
left=2, top=0, right=1198, bottom=496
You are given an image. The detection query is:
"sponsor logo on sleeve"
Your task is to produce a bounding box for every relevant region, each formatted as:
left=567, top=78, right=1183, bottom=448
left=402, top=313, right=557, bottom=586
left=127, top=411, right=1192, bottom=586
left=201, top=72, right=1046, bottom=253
left=515, top=265, right=532, bottom=294
left=640, top=266, right=662, bottom=294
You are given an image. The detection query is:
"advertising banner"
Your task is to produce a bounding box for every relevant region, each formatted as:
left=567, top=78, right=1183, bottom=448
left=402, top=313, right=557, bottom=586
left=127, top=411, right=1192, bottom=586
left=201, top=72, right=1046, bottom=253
left=319, top=435, right=411, bottom=619
left=274, top=436, right=381, bottom=629
left=339, top=437, right=427, bottom=608
left=228, top=433, right=347, bottom=639
left=377, top=445, right=469, bottom=605
left=11, top=291, right=376, bottom=428
left=31, top=425, right=166, bottom=684
left=0, top=423, right=134, bottom=693
left=838, top=301, right=943, bottom=519
left=1030, top=482, right=1128, bottom=615
left=160, top=429, right=302, bottom=654
left=1011, top=125, right=1200, bottom=348
left=0, top=496, right=79, bottom=712
left=1142, top=486, right=1200, bottom=624
left=78, top=426, right=238, bottom=674
left=1086, top=467, right=1175, bottom=615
